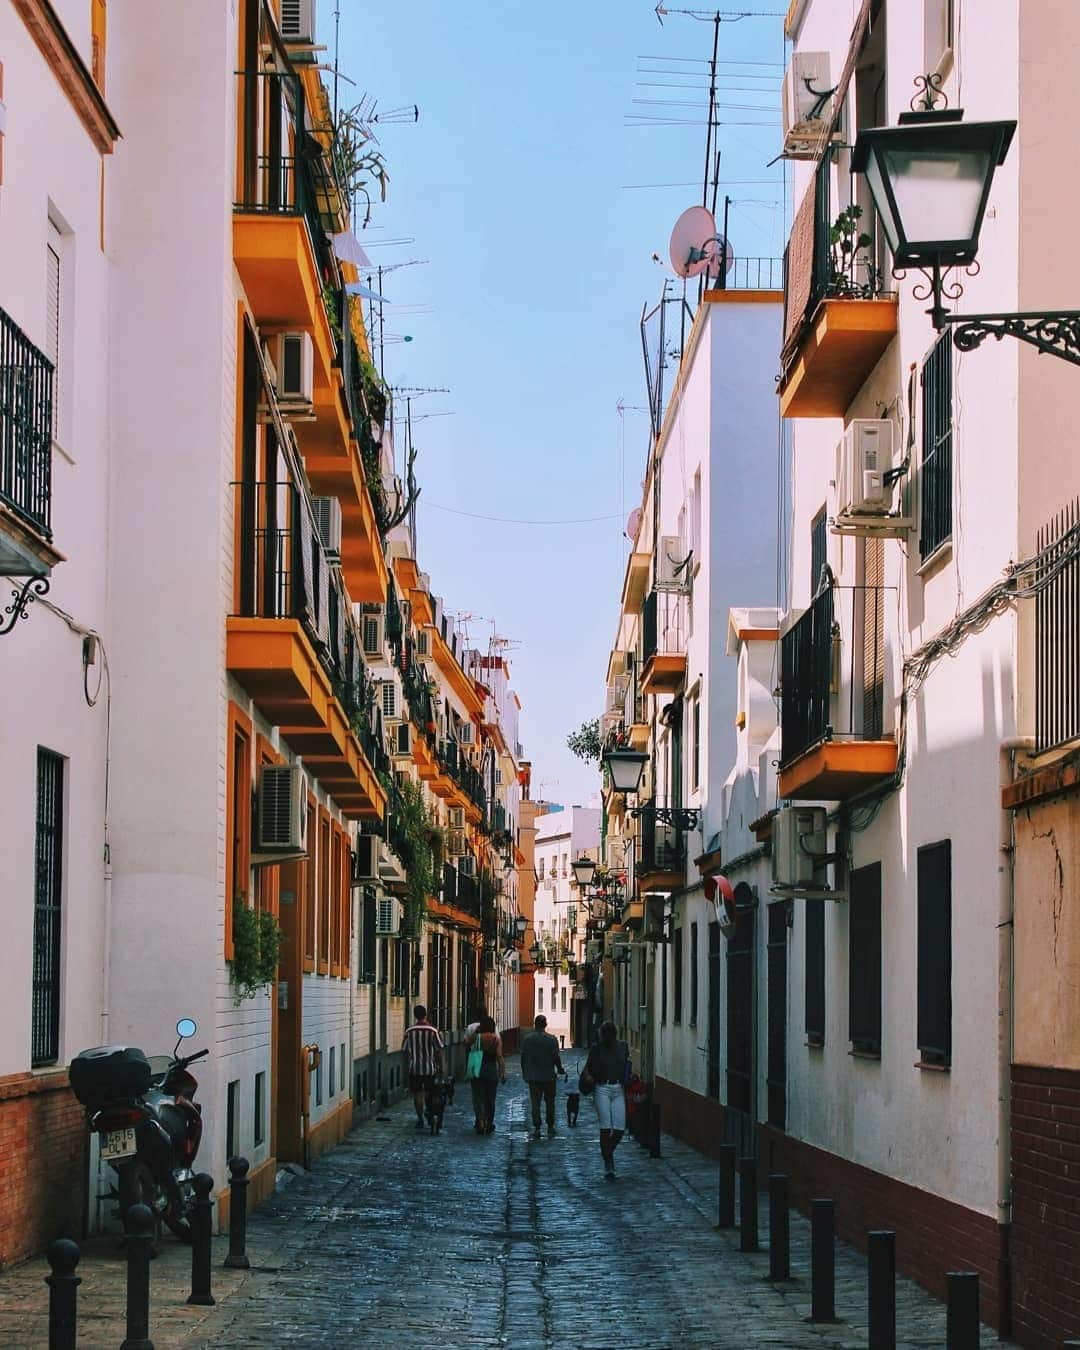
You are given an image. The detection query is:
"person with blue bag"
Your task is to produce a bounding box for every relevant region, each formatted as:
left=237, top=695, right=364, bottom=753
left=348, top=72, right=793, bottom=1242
left=582, top=1020, right=631, bottom=1179
left=464, top=1015, right=505, bottom=1134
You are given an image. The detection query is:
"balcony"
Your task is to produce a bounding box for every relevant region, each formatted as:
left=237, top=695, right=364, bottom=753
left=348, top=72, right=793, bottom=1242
left=225, top=480, right=386, bottom=820
left=0, top=308, right=63, bottom=576
left=635, top=807, right=687, bottom=894
left=778, top=584, right=898, bottom=801
left=778, top=160, right=897, bottom=418
left=641, top=589, right=687, bottom=694
left=436, top=739, right=486, bottom=822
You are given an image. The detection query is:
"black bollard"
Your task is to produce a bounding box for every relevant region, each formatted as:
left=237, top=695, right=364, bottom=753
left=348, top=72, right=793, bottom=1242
left=810, top=1198, right=836, bottom=1322
left=768, top=1173, right=789, bottom=1280
left=946, top=1271, right=980, bottom=1350
left=187, top=1173, right=215, bottom=1306
left=120, top=1203, right=155, bottom=1350
left=649, top=1103, right=662, bottom=1159
left=716, top=1144, right=736, bottom=1229
left=224, top=1156, right=251, bottom=1270
left=739, top=1155, right=759, bottom=1253
left=45, top=1238, right=80, bottom=1350
left=867, top=1230, right=896, bottom=1349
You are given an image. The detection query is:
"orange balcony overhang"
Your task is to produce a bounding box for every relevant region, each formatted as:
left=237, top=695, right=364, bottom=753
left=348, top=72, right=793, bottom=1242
left=621, top=552, right=650, bottom=616
left=636, top=867, right=686, bottom=895
left=778, top=739, right=898, bottom=801
left=433, top=631, right=485, bottom=717
left=627, top=721, right=649, bottom=749
left=226, top=616, right=385, bottom=819
left=393, top=555, right=420, bottom=592
left=411, top=588, right=435, bottom=629
left=232, top=214, right=334, bottom=387
left=778, top=298, right=898, bottom=418
left=641, top=653, right=687, bottom=694
left=303, top=444, right=388, bottom=603
left=427, top=898, right=481, bottom=932
left=412, top=735, right=437, bottom=779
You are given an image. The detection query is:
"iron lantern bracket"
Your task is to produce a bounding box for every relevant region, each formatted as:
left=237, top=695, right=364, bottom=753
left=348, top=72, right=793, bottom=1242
left=629, top=804, right=700, bottom=831
left=938, top=309, right=1080, bottom=364
left=0, top=574, right=50, bottom=637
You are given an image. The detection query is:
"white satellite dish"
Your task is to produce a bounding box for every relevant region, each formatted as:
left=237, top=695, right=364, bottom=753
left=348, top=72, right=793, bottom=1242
left=668, top=205, right=734, bottom=280
left=625, top=506, right=643, bottom=542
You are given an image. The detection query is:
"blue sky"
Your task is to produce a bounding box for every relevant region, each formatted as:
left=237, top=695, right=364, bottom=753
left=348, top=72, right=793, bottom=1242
left=332, top=1, right=788, bottom=806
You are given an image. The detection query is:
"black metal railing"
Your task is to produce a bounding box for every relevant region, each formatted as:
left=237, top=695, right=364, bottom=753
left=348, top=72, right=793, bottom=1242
left=1036, top=498, right=1080, bottom=753
left=457, top=870, right=480, bottom=917
left=637, top=806, right=686, bottom=877
left=641, top=589, right=685, bottom=665
left=0, top=306, right=53, bottom=539
left=438, top=739, right=486, bottom=811
left=780, top=587, right=834, bottom=767
left=712, top=256, right=784, bottom=291
left=400, top=634, right=435, bottom=734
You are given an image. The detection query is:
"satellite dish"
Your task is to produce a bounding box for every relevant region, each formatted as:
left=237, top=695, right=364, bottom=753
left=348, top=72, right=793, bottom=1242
left=668, top=205, right=734, bottom=280
left=625, top=506, right=643, bottom=542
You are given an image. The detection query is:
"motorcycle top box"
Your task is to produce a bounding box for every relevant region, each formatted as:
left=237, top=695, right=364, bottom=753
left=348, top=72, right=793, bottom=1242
left=69, top=1045, right=152, bottom=1109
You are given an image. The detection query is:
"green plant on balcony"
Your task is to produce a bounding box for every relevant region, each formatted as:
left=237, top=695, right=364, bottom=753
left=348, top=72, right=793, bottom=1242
left=230, top=896, right=284, bottom=1003
left=567, top=717, right=601, bottom=763
left=330, top=102, right=391, bottom=228
left=828, top=204, right=880, bottom=299
left=391, top=778, right=441, bottom=935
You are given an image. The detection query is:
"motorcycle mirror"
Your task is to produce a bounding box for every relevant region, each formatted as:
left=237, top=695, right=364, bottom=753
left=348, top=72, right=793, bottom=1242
left=176, top=1018, right=197, bottom=1039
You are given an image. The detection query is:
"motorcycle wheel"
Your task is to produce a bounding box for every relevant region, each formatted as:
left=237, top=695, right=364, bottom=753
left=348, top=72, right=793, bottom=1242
left=161, top=1178, right=194, bottom=1242
left=115, top=1159, right=164, bottom=1254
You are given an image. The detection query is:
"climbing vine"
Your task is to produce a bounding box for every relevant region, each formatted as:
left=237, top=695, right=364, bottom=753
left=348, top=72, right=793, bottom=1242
left=230, top=897, right=284, bottom=1003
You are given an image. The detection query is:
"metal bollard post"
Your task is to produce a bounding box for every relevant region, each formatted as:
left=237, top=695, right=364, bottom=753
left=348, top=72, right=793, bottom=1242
left=768, top=1173, right=789, bottom=1280
left=648, top=1102, right=662, bottom=1158
left=120, top=1203, right=155, bottom=1350
left=739, top=1155, right=759, bottom=1253
left=867, top=1230, right=896, bottom=1349
left=716, top=1144, right=736, bottom=1229
left=810, top=1198, right=836, bottom=1322
left=45, top=1238, right=80, bottom=1350
left=187, top=1173, right=216, bottom=1306
left=946, top=1271, right=980, bottom=1350
left=224, top=1156, right=251, bottom=1270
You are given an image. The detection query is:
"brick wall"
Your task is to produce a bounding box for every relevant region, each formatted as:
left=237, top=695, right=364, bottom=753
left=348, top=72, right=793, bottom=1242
left=654, top=1075, right=1002, bottom=1332
left=0, top=1071, right=86, bottom=1267
left=1011, top=1063, right=1080, bottom=1348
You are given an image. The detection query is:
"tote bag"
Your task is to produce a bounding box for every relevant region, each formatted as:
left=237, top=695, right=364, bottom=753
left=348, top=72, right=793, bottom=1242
left=465, top=1037, right=484, bottom=1081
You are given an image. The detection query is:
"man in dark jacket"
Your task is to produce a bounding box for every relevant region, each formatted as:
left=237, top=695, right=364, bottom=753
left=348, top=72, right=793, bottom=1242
left=520, top=1014, right=564, bottom=1139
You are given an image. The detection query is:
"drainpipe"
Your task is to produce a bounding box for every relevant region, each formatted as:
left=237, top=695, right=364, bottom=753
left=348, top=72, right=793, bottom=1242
left=997, top=735, right=1033, bottom=1337
left=300, top=1043, right=320, bottom=1170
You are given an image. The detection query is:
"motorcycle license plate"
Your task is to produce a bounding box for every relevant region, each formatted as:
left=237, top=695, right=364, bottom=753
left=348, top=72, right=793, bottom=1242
left=101, top=1128, right=137, bottom=1161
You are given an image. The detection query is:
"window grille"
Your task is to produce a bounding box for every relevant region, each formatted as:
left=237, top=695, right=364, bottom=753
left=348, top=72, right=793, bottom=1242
left=917, top=841, right=952, bottom=1066
left=848, top=863, right=882, bottom=1055
left=920, top=330, right=953, bottom=559
left=767, top=901, right=787, bottom=1129
left=32, top=748, right=64, bottom=1067
left=1036, top=498, right=1080, bottom=752
left=804, top=899, right=825, bottom=1046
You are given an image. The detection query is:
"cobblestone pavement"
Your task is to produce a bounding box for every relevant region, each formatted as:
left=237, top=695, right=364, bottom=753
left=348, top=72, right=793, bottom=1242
left=0, top=1069, right=1012, bottom=1348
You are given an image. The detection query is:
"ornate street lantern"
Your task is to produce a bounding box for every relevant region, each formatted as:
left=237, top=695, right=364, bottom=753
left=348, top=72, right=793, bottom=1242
left=572, top=855, right=597, bottom=888
left=603, top=747, right=649, bottom=795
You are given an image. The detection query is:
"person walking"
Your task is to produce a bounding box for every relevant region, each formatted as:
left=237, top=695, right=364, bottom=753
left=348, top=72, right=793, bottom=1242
left=402, top=1005, right=444, bottom=1132
left=520, top=1014, right=565, bottom=1140
left=584, top=1020, right=630, bottom=1179
left=464, top=1015, right=505, bottom=1134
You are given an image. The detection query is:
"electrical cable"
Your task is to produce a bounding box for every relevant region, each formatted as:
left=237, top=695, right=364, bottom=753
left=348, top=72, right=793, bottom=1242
left=425, top=503, right=621, bottom=526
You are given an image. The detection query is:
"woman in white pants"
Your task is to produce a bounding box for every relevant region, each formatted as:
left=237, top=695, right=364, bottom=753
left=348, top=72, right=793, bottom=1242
left=585, top=1021, right=630, bottom=1179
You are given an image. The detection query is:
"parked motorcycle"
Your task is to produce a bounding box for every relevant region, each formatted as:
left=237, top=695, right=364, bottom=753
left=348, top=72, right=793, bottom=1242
left=70, top=1017, right=208, bottom=1241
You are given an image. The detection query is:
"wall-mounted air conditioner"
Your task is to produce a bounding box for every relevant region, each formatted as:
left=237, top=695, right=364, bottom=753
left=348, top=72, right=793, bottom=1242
left=353, top=833, right=380, bottom=883
left=273, top=332, right=314, bottom=406
left=312, top=497, right=342, bottom=562
left=362, top=611, right=384, bottom=657
left=378, top=842, right=406, bottom=887
left=459, top=855, right=477, bottom=878
left=393, top=722, right=412, bottom=758
left=771, top=806, right=828, bottom=889
left=376, top=896, right=402, bottom=936
left=837, top=420, right=895, bottom=517
left=781, top=51, right=836, bottom=159
left=655, top=535, right=692, bottom=592
left=256, top=764, right=307, bottom=855
left=280, top=0, right=316, bottom=44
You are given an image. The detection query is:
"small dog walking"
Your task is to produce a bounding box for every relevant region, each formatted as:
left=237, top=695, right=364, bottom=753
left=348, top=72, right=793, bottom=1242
left=424, top=1077, right=450, bottom=1135
left=566, top=1089, right=580, bottom=1126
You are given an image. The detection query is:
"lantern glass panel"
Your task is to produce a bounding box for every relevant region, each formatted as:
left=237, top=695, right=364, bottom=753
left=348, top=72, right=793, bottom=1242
left=880, top=144, right=992, bottom=251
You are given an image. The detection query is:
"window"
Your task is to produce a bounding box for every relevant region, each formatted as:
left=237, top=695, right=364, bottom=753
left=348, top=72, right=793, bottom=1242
left=381, top=682, right=397, bottom=719
left=917, top=840, right=952, bottom=1066
left=538, top=987, right=544, bottom=1012
left=537, top=858, right=544, bottom=880
left=811, top=507, right=827, bottom=595
left=225, top=706, right=252, bottom=961
left=690, top=922, right=699, bottom=1025
left=805, top=900, right=825, bottom=1047
left=328, top=1045, right=336, bottom=1097
left=920, top=330, right=953, bottom=560
left=562, top=854, right=568, bottom=878
left=661, top=934, right=668, bottom=1023
left=767, top=901, right=788, bottom=1129
left=32, top=748, right=64, bottom=1067
left=561, top=987, right=567, bottom=1012
left=924, top=0, right=954, bottom=73
left=226, top=1080, right=239, bottom=1160
left=848, top=863, right=882, bottom=1056
left=253, top=1072, right=265, bottom=1146
left=302, top=800, right=316, bottom=971
left=360, top=890, right=377, bottom=982
left=691, top=697, right=701, bottom=792
left=672, top=927, right=683, bottom=1023
left=318, top=810, right=331, bottom=973
left=340, top=1043, right=346, bottom=1092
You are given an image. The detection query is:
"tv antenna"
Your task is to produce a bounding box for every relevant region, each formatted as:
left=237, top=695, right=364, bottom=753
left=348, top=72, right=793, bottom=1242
left=362, top=260, right=429, bottom=378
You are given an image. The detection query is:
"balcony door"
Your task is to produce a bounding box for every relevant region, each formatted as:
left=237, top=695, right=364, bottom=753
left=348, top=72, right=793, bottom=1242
left=857, top=535, right=885, bottom=739
left=707, top=921, right=721, bottom=1099
left=725, top=885, right=755, bottom=1154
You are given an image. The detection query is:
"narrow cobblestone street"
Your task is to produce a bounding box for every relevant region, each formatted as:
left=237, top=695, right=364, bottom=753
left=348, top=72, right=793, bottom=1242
left=0, top=1068, right=1008, bottom=1349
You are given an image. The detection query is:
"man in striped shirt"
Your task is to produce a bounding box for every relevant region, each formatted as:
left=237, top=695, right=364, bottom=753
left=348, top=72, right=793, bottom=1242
left=403, top=1005, right=444, bottom=1131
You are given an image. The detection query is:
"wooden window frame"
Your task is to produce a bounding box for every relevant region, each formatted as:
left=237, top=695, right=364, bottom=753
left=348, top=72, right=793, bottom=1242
left=917, top=840, right=952, bottom=1067
left=672, top=926, right=683, bottom=1024
left=340, top=833, right=352, bottom=978
left=254, top=736, right=281, bottom=916
left=805, top=899, right=826, bottom=1046
left=225, top=704, right=253, bottom=961
left=848, top=862, right=882, bottom=1057
left=317, top=807, right=331, bottom=975
left=302, top=794, right=317, bottom=972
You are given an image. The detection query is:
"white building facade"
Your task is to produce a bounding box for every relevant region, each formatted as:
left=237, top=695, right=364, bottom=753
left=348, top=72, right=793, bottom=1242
left=532, top=807, right=600, bottom=1048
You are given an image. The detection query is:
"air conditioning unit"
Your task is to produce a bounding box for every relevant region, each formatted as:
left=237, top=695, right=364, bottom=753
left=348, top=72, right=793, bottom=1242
left=458, top=722, right=475, bottom=746
left=256, top=764, right=307, bottom=855
left=280, top=0, right=316, bottom=43
left=352, top=833, right=380, bottom=884
left=771, top=806, right=828, bottom=888
left=459, top=855, right=477, bottom=878
left=361, top=612, right=384, bottom=657
left=655, top=535, right=691, bottom=592
left=273, top=332, right=314, bottom=405
left=838, top=419, right=895, bottom=516
left=448, top=806, right=466, bottom=831
left=781, top=51, right=835, bottom=159
left=312, top=497, right=342, bottom=562
left=376, top=896, right=402, bottom=936
left=378, top=841, right=406, bottom=887
left=392, top=722, right=412, bottom=758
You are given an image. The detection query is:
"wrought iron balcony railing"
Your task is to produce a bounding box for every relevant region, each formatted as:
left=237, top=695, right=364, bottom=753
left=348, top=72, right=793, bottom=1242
left=0, top=306, right=53, bottom=540
left=642, top=589, right=686, bottom=664
left=438, top=739, right=486, bottom=811
left=1036, top=498, right=1080, bottom=753
left=636, top=803, right=687, bottom=878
